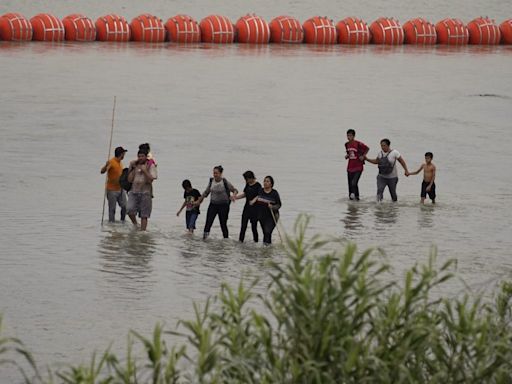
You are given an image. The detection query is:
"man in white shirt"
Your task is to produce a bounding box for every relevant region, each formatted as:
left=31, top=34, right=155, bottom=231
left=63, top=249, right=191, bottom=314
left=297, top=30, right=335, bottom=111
left=365, top=138, right=409, bottom=202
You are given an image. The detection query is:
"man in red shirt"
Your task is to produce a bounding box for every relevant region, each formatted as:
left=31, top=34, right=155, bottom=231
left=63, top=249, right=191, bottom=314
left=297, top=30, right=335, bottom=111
left=344, top=129, right=369, bottom=201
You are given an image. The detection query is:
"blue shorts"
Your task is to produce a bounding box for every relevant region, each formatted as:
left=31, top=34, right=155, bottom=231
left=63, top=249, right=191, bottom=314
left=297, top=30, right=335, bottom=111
left=186, top=211, right=199, bottom=229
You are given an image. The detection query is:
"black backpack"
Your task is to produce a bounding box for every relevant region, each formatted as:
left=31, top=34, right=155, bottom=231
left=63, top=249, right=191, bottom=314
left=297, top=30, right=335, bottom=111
left=119, top=168, right=132, bottom=191
left=378, top=151, right=395, bottom=175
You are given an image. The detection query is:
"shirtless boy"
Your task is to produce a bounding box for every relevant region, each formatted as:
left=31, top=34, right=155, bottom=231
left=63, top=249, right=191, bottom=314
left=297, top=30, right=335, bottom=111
left=409, top=152, right=436, bottom=204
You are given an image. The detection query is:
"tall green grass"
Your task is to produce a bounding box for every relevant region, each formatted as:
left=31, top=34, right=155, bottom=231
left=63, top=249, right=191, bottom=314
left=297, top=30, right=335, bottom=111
left=3, top=214, right=512, bottom=383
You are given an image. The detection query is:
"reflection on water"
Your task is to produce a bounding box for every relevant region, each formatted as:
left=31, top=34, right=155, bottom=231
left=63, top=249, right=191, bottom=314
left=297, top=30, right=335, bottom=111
left=97, top=226, right=156, bottom=281
left=373, top=202, right=399, bottom=226
left=342, top=202, right=364, bottom=233
left=417, top=204, right=435, bottom=228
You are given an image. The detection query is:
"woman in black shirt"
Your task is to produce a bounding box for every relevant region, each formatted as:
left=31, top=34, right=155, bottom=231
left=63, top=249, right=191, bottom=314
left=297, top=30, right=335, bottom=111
left=235, top=170, right=262, bottom=243
left=251, top=175, right=282, bottom=245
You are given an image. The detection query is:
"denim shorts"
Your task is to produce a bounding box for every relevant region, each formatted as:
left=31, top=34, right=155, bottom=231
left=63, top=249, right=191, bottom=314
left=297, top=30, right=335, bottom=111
left=186, top=211, right=199, bottom=229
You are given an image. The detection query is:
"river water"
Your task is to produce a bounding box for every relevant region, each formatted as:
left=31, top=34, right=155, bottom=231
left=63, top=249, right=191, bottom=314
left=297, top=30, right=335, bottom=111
left=1, top=0, right=512, bottom=379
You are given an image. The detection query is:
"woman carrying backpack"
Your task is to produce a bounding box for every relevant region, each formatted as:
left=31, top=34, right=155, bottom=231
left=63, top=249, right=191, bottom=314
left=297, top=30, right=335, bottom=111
left=195, top=166, right=238, bottom=240
left=364, top=138, right=410, bottom=202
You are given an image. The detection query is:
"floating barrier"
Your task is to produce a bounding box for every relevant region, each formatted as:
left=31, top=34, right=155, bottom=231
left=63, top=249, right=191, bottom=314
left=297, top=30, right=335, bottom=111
left=269, top=16, right=303, bottom=43
left=435, top=18, right=469, bottom=45
left=200, top=15, right=234, bottom=43
left=303, top=16, right=336, bottom=44
left=130, top=14, right=165, bottom=42
left=336, top=17, right=370, bottom=44
left=467, top=17, right=501, bottom=45
left=0, top=11, right=510, bottom=46
left=30, top=13, right=64, bottom=41
left=370, top=17, right=404, bottom=45
left=403, top=18, right=436, bottom=45
left=62, top=14, right=95, bottom=41
left=236, top=14, right=270, bottom=44
left=0, top=12, right=32, bottom=41
left=165, top=14, right=200, bottom=43
left=500, top=19, right=512, bottom=44
left=96, top=14, right=130, bottom=42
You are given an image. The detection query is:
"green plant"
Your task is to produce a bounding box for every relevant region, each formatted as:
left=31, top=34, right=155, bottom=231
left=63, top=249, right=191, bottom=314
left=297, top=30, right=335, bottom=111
left=0, top=315, right=40, bottom=383
left=3, top=214, right=512, bottom=383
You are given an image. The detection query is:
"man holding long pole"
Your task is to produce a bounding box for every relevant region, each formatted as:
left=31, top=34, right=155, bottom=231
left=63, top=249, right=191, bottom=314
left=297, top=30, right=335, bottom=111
left=100, top=146, right=128, bottom=223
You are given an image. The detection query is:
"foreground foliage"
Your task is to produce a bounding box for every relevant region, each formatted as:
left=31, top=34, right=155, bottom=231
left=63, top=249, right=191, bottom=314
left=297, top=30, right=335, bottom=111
left=3, top=215, right=512, bottom=383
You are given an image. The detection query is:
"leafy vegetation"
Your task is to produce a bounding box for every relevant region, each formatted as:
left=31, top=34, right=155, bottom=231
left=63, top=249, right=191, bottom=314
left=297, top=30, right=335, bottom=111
left=2, top=215, right=512, bottom=383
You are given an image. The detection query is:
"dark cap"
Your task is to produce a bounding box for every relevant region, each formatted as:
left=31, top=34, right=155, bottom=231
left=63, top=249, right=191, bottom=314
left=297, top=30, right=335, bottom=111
left=114, top=147, right=127, bottom=157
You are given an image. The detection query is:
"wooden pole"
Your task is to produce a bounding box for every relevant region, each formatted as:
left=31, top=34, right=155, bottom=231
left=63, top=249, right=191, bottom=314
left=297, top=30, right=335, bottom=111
left=269, top=207, right=283, bottom=243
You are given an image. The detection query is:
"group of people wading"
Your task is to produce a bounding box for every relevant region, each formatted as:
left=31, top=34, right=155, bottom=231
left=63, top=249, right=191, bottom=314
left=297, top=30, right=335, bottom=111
left=101, top=144, right=281, bottom=245
left=101, top=132, right=436, bottom=242
left=344, top=129, right=437, bottom=204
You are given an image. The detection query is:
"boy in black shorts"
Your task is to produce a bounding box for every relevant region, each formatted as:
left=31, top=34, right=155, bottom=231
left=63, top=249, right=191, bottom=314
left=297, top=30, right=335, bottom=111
left=409, top=152, right=436, bottom=204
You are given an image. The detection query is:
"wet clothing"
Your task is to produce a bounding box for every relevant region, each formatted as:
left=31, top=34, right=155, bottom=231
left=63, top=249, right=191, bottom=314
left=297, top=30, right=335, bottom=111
left=345, top=140, right=369, bottom=173
left=127, top=191, right=153, bottom=218
left=130, top=163, right=158, bottom=194
left=104, top=157, right=125, bottom=222
left=105, top=157, right=123, bottom=191
left=377, top=175, right=398, bottom=202
left=204, top=203, right=230, bottom=238
left=186, top=211, right=199, bottom=230
left=202, top=178, right=236, bottom=204
left=202, top=178, right=236, bottom=238
left=239, top=182, right=262, bottom=242
left=347, top=171, right=362, bottom=200
left=107, top=190, right=126, bottom=222
left=255, top=189, right=282, bottom=245
left=377, top=149, right=401, bottom=179
left=421, top=181, right=436, bottom=201
left=345, top=140, right=368, bottom=200
left=184, top=189, right=201, bottom=215
left=127, top=162, right=157, bottom=218
left=184, top=188, right=201, bottom=230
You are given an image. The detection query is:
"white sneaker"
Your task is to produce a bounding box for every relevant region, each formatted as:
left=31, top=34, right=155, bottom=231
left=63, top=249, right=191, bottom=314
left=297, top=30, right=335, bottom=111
left=349, top=193, right=356, bottom=200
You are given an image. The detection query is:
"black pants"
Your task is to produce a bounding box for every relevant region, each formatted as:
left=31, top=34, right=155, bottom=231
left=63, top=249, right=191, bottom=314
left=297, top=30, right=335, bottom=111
left=239, top=205, right=259, bottom=242
left=204, top=203, right=230, bottom=238
left=260, top=213, right=278, bottom=244
left=347, top=171, right=362, bottom=200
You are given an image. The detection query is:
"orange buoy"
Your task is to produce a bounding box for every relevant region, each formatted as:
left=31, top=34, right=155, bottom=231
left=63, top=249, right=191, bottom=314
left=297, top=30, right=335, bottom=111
left=62, top=14, right=96, bottom=41
left=435, top=18, right=468, bottom=45
left=200, top=15, right=234, bottom=43
left=95, top=14, right=130, bottom=42
left=165, top=14, right=200, bottom=43
left=370, top=17, right=404, bottom=45
left=269, top=15, right=303, bottom=43
left=0, top=13, right=32, bottom=41
left=303, top=16, right=336, bottom=44
left=403, top=18, right=436, bottom=44
left=235, top=14, right=270, bottom=44
left=30, top=13, right=64, bottom=41
left=336, top=17, right=370, bottom=44
left=467, top=17, right=501, bottom=45
left=500, top=19, right=512, bottom=44
left=130, top=14, right=165, bottom=42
